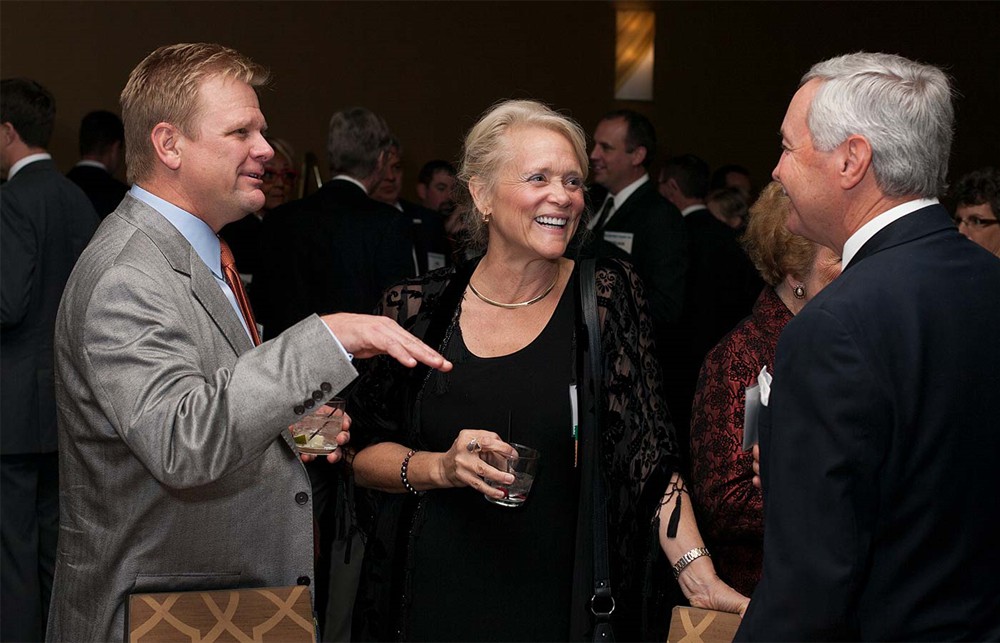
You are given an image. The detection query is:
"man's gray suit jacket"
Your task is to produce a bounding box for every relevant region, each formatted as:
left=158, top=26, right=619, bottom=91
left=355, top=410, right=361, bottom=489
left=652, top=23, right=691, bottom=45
left=48, top=195, right=357, bottom=642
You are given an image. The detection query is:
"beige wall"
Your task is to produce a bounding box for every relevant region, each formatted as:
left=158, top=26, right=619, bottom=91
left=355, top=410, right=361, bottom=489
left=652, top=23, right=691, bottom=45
left=3, top=1, right=997, bottom=200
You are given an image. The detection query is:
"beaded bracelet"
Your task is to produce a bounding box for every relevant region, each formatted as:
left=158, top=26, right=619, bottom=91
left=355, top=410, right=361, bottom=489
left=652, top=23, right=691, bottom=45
left=400, top=449, right=422, bottom=496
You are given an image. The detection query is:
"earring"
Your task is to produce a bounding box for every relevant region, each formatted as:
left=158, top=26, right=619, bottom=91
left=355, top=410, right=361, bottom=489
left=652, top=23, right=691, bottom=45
left=793, top=284, right=806, bottom=299
left=482, top=212, right=492, bottom=224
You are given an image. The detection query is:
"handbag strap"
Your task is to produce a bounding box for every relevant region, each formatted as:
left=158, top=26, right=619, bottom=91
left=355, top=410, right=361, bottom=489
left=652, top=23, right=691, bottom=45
left=579, top=258, right=615, bottom=639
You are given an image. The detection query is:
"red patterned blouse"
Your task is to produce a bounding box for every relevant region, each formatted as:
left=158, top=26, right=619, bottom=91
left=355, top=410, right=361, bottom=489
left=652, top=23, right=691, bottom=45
left=689, top=286, right=792, bottom=597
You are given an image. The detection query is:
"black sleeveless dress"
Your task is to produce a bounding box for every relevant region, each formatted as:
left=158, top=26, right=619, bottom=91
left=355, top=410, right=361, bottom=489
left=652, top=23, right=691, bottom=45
left=407, top=283, right=581, bottom=641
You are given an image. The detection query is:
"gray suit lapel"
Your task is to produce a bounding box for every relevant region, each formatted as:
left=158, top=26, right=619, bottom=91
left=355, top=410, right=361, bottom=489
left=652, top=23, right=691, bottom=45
left=117, top=195, right=254, bottom=355
left=189, top=265, right=254, bottom=355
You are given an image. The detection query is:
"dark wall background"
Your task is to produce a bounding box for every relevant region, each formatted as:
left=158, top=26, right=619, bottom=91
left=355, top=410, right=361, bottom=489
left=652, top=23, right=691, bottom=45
left=2, top=1, right=997, bottom=201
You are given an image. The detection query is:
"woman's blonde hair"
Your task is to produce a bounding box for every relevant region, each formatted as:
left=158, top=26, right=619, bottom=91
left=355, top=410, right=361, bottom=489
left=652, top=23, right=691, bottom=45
left=742, top=181, right=818, bottom=286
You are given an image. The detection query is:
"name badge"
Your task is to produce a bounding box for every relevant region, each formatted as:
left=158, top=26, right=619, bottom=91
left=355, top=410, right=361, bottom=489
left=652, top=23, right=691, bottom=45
left=603, top=231, right=634, bottom=255
left=426, top=252, right=446, bottom=271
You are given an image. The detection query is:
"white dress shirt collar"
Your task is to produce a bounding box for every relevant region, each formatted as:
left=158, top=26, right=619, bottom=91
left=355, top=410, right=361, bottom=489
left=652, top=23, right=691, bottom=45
left=681, top=204, right=708, bottom=217
left=8, top=153, right=52, bottom=180
left=75, top=159, right=108, bottom=172
left=842, top=198, right=939, bottom=268
left=611, top=173, right=649, bottom=210
left=331, top=174, right=368, bottom=195
left=588, top=174, right=649, bottom=230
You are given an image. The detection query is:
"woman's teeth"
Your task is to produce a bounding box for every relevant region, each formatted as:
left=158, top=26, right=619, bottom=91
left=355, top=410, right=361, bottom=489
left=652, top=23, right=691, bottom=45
left=536, top=216, right=566, bottom=228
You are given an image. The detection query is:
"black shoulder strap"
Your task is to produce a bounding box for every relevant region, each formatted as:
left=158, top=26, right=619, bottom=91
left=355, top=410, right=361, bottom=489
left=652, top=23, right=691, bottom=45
left=579, top=258, right=615, bottom=641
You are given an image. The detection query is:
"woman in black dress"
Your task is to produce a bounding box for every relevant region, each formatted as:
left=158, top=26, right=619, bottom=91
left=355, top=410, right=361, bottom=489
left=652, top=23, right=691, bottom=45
left=349, top=100, right=747, bottom=641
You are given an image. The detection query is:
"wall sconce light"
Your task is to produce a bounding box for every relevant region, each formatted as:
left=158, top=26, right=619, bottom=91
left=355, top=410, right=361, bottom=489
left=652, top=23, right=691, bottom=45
left=615, top=9, right=655, bottom=101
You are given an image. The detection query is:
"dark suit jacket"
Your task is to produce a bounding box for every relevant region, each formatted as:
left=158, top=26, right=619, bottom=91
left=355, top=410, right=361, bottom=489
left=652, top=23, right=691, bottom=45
left=1, top=159, right=99, bottom=454
left=65, top=164, right=128, bottom=219
left=737, top=204, right=1000, bottom=641
left=219, top=212, right=265, bottom=279
left=598, top=180, right=688, bottom=330
left=253, top=179, right=415, bottom=339
left=671, top=207, right=762, bottom=438
left=399, top=199, right=450, bottom=274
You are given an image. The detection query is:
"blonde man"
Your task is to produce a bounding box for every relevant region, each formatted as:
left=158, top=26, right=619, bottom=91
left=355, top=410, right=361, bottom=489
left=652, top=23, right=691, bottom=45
left=49, top=43, right=449, bottom=642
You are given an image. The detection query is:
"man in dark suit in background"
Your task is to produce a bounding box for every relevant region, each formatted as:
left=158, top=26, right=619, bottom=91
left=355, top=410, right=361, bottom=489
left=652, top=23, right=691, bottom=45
left=66, top=110, right=129, bottom=218
left=659, top=154, right=761, bottom=446
left=586, top=111, right=687, bottom=419
left=737, top=53, right=1000, bottom=640
left=0, top=78, right=99, bottom=643
left=254, top=107, right=413, bottom=338
left=373, top=137, right=449, bottom=274
left=253, top=106, right=415, bottom=639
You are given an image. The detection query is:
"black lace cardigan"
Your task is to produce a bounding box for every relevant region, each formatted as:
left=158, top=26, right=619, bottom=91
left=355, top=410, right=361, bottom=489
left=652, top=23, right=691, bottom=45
left=348, top=256, right=680, bottom=641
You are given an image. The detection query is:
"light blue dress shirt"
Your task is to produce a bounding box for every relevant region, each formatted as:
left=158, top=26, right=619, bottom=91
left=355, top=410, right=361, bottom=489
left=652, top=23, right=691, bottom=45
left=128, top=185, right=351, bottom=358
left=129, top=185, right=254, bottom=340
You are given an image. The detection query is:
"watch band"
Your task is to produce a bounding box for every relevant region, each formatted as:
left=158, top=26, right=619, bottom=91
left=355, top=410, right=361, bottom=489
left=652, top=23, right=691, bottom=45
left=672, top=547, right=711, bottom=579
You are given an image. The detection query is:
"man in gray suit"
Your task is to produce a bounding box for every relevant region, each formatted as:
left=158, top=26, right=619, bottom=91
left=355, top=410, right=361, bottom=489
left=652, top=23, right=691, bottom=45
left=47, top=43, right=451, bottom=643
left=1, top=78, right=99, bottom=643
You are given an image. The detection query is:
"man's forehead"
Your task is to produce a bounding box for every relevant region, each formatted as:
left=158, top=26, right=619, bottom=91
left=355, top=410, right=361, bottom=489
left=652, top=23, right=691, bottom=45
left=432, top=170, right=454, bottom=185
left=781, top=83, right=817, bottom=140
left=595, top=117, right=626, bottom=140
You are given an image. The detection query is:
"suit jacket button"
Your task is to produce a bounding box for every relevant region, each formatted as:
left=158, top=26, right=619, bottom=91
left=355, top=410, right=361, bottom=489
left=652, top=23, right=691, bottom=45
left=304, top=399, right=315, bottom=410
left=297, top=576, right=310, bottom=586
left=294, top=405, right=305, bottom=415
left=320, top=382, right=332, bottom=392
left=312, top=390, right=324, bottom=401
left=295, top=492, right=309, bottom=505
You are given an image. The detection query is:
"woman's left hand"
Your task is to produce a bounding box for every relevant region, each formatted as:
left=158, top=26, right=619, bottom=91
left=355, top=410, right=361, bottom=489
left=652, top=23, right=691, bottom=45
left=299, top=412, right=352, bottom=464
left=684, top=569, right=750, bottom=617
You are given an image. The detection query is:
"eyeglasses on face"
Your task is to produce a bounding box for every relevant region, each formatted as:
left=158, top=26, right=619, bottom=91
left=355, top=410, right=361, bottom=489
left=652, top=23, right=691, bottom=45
left=953, top=215, right=1000, bottom=229
left=262, top=168, right=299, bottom=183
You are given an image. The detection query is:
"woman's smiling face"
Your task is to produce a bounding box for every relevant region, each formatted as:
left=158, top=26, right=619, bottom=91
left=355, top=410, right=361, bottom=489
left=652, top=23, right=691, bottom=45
left=481, top=126, right=585, bottom=261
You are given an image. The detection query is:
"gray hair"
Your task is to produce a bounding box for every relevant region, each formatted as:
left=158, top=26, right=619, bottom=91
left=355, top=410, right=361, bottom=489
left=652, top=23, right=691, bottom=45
left=326, top=107, right=391, bottom=179
left=458, top=99, right=589, bottom=252
left=802, top=52, right=954, bottom=198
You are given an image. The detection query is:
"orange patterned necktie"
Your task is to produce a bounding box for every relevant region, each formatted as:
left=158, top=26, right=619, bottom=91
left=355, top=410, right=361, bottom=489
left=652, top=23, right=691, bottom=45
left=219, top=238, right=261, bottom=346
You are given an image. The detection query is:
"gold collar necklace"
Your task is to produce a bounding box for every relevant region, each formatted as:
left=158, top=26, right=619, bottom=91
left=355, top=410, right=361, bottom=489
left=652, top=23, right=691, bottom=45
left=468, top=272, right=559, bottom=309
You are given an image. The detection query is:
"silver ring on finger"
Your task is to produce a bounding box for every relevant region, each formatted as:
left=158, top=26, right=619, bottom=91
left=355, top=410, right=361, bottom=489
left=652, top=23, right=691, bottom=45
left=466, top=437, right=481, bottom=453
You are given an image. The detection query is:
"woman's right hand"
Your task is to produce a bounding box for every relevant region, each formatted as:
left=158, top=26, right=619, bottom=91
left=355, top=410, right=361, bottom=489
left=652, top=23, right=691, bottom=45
left=439, top=430, right=516, bottom=500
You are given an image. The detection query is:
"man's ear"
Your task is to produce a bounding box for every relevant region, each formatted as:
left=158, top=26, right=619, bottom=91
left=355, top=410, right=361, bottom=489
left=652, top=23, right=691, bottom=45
left=416, top=183, right=427, bottom=201
left=151, top=122, right=182, bottom=171
left=840, top=134, right=872, bottom=190
left=630, top=145, right=648, bottom=169
left=0, top=122, right=18, bottom=146
left=666, top=177, right=682, bottom=198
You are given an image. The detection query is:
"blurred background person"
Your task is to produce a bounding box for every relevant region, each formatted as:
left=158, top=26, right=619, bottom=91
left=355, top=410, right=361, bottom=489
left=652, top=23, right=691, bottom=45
left=707, top=186, right=749, bottom=230
left=66, top=109, right=129, bottom=218
left=252, top=107, right=413, bottom=640
left=689, top=181, right=841, bottom=597
left=373, top=138, right=449, bottom=274
left=416, top=159, right=468, bottom=259
left=255, top=107, right=413, bottom=337
left=220, top=136, right=297, bottom=289
left=349, top=100, right=747, bottom=642
left=2, top=77, right=99, bottom=643
left=952, top=166, right=1000, bottom=258
left=658, top=153, right=761, bottom=456
left=416, top=159, right=457, bottom=215
left=709, top=163, right=754, bottom=202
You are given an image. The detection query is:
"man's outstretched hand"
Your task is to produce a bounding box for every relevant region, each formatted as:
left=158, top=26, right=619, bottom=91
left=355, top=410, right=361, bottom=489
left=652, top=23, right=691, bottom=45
left=322, top=313, right=453, bottom=371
